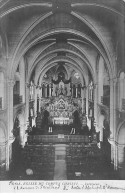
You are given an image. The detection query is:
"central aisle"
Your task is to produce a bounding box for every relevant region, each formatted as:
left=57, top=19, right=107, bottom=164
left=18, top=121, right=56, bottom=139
left=54, top=144, right=67, bottom=180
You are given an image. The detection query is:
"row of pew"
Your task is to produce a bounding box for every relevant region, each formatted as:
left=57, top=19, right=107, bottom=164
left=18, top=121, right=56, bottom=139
left=21, top=143, right=55, bottom=180
left=65, top=143, right=103, bottom=180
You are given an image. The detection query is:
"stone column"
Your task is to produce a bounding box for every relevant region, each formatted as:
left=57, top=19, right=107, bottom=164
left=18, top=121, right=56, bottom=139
left=119, top=77, right=125, bottom=111
left=45, top=85, right=47, bottom=97
left=6, top=79, right=15, bottom=170
left=0, top=127, right=6, bottom=178
left=38, top=87, right=41, bottom=112
left=49, top=84, right=51, bottom=97
left=109, top=80, right=114, bottom=139
left=76, top=85, right=78, bottom=98
left=19, top=121, right=25, bottom=147
left=7, top=79, right=15, bottom=135
left=52, top=84, right=55, bottom=96
left=86, top=86, right=89, bottom=118
left=41, top=86, right=43, bottom=98
left=19, top=57, right=25, bottom=103
left=25, top=85, right=30, bottom=129
left=118, top=145, right=124, bottom=166
left=0, top=72, right=4, bottom=109
left=81, top=88, right=84, bottom=113
left=108, top=77, right=117, bottom=167
left=94, top=84, right=98, bottom=132
left=34, top=86, right=37, bottom=116
left=18, top=111, right=28, bottom=147
left=110, top=79, right=117, bottom=141
left=107, top=76, right=117, bottom=169
left=111, top=143, right=115, bottom=166
left=114, top=143, right=118, bottom=170
left=99, top=115, right=105, bottom=142
left=98, top=56, right=104, bottom=104
left=117, top=144, right=125, bottom=179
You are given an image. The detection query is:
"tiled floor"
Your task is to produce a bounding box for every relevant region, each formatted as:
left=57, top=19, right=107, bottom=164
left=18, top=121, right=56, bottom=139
left=54, top=160, right=67, bottom=180
left=54, top=144, right=67, bottom=180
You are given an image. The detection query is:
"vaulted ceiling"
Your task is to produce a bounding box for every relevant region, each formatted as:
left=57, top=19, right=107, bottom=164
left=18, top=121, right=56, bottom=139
left=0, top=0, right=125, bottom=81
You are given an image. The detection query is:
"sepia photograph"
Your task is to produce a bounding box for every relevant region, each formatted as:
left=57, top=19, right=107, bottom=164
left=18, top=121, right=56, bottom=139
left=0, top=0, right=125, bottom=193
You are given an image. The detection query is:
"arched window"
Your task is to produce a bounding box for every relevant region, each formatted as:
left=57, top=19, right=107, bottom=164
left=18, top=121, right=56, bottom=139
left=0, top=72, right=4, bottom=109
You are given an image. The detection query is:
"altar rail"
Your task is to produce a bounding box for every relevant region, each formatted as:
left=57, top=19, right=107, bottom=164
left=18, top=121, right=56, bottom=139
left=27, top=134, right=97, bottom=145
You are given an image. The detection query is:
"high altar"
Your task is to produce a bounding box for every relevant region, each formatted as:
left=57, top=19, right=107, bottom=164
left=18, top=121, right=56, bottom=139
left=43, top=95, right=74, bottom=125
left=40, top=77, right=84, bottom=126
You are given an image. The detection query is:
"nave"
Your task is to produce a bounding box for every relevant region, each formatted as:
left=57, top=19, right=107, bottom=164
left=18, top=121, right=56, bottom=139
left=0, top=0, right=125, bottom=182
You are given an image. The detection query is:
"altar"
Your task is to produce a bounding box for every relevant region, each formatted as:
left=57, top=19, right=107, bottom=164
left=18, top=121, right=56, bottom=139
left=53, top=117, right=73, bottom=125
left=39, top=78, right=84, bottom=130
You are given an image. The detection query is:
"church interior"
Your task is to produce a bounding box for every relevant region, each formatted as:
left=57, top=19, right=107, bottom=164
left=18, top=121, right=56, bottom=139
left=0, top=0, right=125, bottom=181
